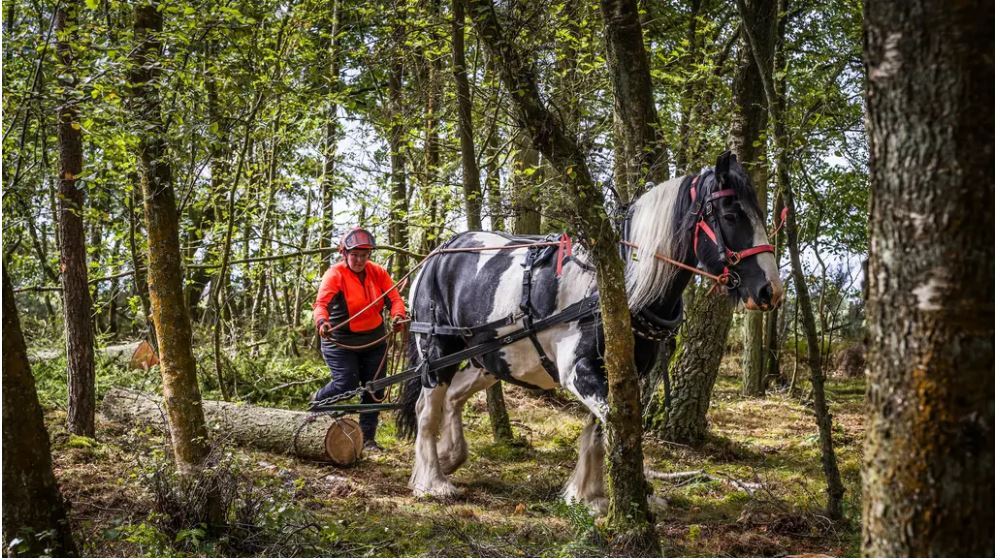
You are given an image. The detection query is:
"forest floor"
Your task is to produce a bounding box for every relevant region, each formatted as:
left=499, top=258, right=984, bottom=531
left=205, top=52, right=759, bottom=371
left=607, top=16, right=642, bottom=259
left=37, top=349, right=865, bottom=557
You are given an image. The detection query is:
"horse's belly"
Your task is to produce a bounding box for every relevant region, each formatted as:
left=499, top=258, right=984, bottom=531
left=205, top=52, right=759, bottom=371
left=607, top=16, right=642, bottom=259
left=491, top=338, right=561, bottom=390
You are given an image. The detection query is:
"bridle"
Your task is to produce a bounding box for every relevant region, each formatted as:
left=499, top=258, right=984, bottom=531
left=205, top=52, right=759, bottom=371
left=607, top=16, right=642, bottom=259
left=689, top=172, right=775, bottom=290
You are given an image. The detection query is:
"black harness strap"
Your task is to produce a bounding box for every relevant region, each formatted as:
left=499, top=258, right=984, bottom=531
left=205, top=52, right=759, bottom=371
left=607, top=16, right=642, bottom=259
left=521, top=246, right=561, bottom=381
left=410, top=294, right=599, bottom=388
left=409, top=310, right=524, bottom=338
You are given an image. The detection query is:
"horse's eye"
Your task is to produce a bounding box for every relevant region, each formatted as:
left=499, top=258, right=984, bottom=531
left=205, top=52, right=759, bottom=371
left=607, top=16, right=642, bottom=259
left=722, top=213, right=738, bottom=223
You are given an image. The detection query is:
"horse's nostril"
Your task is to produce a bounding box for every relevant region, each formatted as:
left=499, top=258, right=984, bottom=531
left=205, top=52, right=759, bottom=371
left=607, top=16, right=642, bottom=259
left=758, top=284, right=773, bottom=305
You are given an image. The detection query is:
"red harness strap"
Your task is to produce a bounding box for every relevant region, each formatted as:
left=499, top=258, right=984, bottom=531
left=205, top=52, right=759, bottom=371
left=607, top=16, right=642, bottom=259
left=688, top=173, right=775, bottom=289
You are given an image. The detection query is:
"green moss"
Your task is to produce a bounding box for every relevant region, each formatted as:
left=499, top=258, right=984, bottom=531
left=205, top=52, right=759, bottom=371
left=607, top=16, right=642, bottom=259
left=66, top=434, right=98, bottom=448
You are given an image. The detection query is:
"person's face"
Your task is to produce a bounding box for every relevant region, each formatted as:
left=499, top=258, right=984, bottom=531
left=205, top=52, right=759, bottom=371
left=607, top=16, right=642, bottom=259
left=346, top=249, right=371, bottom=272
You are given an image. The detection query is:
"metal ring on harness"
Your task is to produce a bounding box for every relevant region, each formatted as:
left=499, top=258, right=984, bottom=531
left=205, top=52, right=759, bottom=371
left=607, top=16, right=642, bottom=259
left=719, top=270, right=741, bottom=290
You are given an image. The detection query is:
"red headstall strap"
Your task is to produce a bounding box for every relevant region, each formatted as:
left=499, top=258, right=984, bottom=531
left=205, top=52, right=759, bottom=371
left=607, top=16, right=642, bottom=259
left=689, top=173, right=775, bottom=290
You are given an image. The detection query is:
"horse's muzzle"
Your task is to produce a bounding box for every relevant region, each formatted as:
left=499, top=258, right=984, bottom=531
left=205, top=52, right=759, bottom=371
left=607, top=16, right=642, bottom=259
left=744, top=280, right=784, bottom=311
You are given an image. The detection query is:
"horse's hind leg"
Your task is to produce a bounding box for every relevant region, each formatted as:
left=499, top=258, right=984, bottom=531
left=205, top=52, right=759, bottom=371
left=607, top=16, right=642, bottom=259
left=563, top=415, right=608, bottom=515
left=438, top=366, right=497, bottom=475
left=409, top=384, right=459, bottom=498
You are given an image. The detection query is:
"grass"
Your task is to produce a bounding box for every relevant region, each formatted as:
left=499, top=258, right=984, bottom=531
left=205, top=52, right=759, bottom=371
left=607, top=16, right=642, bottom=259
left=38, top=344, right=866, bottom=557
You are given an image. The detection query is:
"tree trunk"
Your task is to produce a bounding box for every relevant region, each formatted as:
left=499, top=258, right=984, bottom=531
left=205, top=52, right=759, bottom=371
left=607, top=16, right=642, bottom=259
left=511, top=130, right=543, bottom=234
left=599, top=0, right=668, bottom=198
left=420, top=1, right=443, bottom=255
left=453, top=0, right=483, bottom=230
left=102, top=388, right=364, bottom=465
left=861, top=0, right=993, bottom=555
left=453, top=0, right=515, bottom=443
left=320, top=0, right=340, bottom=274
left=130, top=1, right=214, bottom=478
left=661, top=282, right=734, bottom=443
left=387, top=42, right=408, bottom=281
left=484, top=116, right=505, bottom=231
left=55, top=1, right=97, bottom=438
left=127, top=176, right=156, bottom=350
left=733, top=0, right=776, bottom=398
left=733, top=0, right=845, bottom=520
left=2, top=265, right=79, bottom=557
left=467, top=0, right=659, bottom=554
left=778, top=151, right=845, bottom=522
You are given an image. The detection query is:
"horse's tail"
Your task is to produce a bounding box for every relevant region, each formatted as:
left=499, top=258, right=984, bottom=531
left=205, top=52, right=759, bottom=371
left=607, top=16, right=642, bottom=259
left=395, top=335, right=423, bottom=440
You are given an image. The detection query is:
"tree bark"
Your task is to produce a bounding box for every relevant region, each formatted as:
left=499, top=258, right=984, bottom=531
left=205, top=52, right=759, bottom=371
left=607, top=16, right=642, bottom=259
left=55, top=0, right=97, bottom=438
left=453, top=0, right=515, bottom=443
left=599, top=0, right=669, bottom=198
left=320, top=0, right=341, bottom=273
left=130, top=0, right=214, bottom=477
left=453, top=0, right=483, bottom=230
left=511, top=130, right=543, bottom=234
left=732, top=0, right=776, bottom=398
left=662, top=282, right=734, bottom=443
left=466, top=0, right=659, bottom=554
left=101, top=388, right=363, bottom=465
left=861, top=0, right=993, bottom=555
left=3, top=265, right=79, bottom=557
left=387, top=36, right=408, bottom=281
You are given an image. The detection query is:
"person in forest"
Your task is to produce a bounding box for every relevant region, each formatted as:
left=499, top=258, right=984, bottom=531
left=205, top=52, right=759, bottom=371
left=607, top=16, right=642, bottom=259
left=312, top=227, right=407, bottom=451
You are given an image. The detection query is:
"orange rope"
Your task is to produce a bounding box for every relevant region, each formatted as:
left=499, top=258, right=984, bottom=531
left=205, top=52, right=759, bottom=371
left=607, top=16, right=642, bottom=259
left=323, top=237, right=729, bottom=344
left=619, top=240, right=725, bottom=286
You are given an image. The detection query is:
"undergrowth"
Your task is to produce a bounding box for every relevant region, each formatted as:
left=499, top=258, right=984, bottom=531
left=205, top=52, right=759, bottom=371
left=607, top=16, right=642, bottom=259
left=34, top=334, right=865, bottom=557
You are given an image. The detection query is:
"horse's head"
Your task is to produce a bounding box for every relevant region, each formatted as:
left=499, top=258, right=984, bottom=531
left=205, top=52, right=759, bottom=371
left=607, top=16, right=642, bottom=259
left=691, top=151, right=784, bottom=311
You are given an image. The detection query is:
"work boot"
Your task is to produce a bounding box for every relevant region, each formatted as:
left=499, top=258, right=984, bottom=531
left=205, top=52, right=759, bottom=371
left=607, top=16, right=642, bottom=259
left=363, top=439, right=384, bottom=453
left=308, top=390, right=322, bottom=411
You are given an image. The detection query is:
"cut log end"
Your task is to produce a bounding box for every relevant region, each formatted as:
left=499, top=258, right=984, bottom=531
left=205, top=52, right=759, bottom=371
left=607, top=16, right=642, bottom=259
left=324, top=417, right=363, bottom=466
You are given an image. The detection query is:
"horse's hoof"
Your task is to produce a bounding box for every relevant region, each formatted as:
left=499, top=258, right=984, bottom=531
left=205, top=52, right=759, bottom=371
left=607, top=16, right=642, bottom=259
left=411, top=480, right=460, bottom=499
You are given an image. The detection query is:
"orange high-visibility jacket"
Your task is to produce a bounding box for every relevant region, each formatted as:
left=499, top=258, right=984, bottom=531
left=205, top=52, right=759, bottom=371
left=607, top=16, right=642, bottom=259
left=313, top=261, right=406, bottom=334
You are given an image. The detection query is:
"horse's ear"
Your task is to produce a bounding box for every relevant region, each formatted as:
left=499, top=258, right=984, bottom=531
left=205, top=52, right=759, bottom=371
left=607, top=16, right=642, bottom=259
left=715, top=150, right=733, bottom=178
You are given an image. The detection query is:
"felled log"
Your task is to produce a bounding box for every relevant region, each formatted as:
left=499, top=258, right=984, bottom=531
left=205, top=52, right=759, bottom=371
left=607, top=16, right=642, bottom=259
left=30, top=340, right=159, bottom=370
left=101, top=388, right=362, bottom=466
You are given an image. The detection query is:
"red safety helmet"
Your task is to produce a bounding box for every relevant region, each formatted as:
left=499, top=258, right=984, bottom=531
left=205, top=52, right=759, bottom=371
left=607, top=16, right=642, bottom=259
left=340, top=227, right=376, bottom=252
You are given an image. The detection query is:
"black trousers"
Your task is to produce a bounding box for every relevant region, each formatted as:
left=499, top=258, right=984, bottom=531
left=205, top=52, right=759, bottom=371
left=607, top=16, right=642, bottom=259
left=316, top=341, right=387, bottom=441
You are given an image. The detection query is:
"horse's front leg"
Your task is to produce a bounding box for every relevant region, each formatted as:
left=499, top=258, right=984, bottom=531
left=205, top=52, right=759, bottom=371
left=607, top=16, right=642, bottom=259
left=564, top=415, right=608, bottom=515
left=438, top=366, right=497, bottom=475
left=559, top=343, right=611, bottom=514
left=409, top=384, right=459, bottom=498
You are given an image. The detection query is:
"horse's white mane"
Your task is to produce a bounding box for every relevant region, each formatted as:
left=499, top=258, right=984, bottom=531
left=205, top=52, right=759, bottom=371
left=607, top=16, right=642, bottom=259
left=625, top=176, right=686, bottom=311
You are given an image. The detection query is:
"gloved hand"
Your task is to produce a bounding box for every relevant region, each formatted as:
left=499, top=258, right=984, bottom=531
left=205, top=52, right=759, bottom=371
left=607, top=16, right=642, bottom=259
left=391, top=315, right=408, bottom=333
left=318, top=320, right=334, bottom=339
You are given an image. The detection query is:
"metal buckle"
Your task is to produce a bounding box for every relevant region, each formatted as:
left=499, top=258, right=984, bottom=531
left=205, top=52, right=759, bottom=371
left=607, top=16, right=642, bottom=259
left=727, top=251, right=742, bottom=266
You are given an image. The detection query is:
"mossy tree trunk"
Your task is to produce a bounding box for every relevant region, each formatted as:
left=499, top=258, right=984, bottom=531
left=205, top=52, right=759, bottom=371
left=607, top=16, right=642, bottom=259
left=55, top=0, right=96, bottom=438
left=599, top=0, right=669, bottom=197
left=861, top=0, right=993, bottom=554
left=130, top=0, right=215, bottom=479
left=2, top=265, right=79, bottom=557
left=661, top=282, right=733, bottom=443
left=467, top=0, right=659, bottom=554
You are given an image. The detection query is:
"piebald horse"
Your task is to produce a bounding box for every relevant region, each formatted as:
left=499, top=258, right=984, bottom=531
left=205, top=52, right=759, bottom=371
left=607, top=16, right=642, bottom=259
left=396, top=152, right=783, bottom=513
